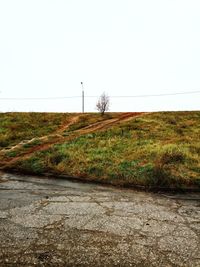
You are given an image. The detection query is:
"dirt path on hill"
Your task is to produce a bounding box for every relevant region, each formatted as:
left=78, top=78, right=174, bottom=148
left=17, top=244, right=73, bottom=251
left=0, top=112, right=146, bottom=169
left=76, top=112, right=143, bottom=134
left=57, top=114, right=80, bottom=133
left=0, top=115, right=81, bottom=154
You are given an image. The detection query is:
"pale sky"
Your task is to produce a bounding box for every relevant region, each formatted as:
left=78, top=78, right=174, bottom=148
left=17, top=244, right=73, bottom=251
left=0, top=0, right=200, bottom=112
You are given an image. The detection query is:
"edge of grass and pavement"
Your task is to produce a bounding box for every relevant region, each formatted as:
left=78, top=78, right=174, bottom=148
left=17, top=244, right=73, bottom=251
left=0, top=111, right=199, bottom=192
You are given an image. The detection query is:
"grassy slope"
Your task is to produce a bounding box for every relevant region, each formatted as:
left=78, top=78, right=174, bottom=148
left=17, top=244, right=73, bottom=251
left=0, top=111, right=200, bottom=189
left=0, top=112, right=75, bottom=148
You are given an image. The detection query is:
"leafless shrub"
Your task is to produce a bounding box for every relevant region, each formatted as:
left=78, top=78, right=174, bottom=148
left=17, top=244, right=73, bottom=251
left=96, top=92, right=110, bottom=115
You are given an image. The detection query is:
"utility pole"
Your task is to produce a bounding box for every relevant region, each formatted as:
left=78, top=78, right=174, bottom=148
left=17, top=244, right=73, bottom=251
left=81, top=82, right=84, bottom=113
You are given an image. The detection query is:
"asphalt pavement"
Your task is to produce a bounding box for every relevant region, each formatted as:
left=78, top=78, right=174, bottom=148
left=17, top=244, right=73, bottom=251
left=0, top=172, right=199, bottom=267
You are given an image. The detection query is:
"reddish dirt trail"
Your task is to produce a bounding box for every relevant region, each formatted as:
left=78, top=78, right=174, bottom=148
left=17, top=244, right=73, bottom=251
left=76, top=112, right=144, bottom=133
left=0, top=115, right=81, bottom=154
left=0, top=112, right=147, bottom=168
left=57, top=115, right=80, bottom=133
left=0, top=115, right=81, bottom=168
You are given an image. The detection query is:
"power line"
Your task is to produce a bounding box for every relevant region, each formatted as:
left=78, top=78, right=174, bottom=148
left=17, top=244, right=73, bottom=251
left=88, top=90, right=200, bottom=98
left=0, top=96, right=81, bottom=100
left=0, top=90, right=200, bottom=100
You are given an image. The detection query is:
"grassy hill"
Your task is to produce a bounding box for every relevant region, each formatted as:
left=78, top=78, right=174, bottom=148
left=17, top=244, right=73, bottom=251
left=0, top=111, right=199, bottom=190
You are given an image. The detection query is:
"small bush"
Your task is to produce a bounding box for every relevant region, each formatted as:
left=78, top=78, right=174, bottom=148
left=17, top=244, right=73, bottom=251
left=49, top=151, right=69, bottom=165
left=157, top=145, right=186, bottom=165
left=150, top=145, right=188, bottom=187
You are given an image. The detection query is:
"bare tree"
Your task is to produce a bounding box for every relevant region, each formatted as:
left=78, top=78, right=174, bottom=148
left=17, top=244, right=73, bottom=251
left=96, top=92, right=110, bottom=115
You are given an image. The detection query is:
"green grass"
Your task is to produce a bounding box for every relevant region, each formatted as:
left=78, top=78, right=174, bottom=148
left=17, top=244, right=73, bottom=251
left=4, top=111, right=199, bottom=189
left=0, top=112, right=74, bottom=148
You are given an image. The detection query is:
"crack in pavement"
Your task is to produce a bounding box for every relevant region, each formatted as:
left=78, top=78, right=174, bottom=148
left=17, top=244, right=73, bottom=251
left=0, top=172, right=199, bottom=267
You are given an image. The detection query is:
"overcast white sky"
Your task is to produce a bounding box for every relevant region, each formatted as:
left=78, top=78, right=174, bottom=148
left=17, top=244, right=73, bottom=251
left=0, top=0, right=200, bottom=112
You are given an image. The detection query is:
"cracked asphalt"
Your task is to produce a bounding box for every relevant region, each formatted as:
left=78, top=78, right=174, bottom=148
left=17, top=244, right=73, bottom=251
left=0, top=172, right=199, bottom=267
